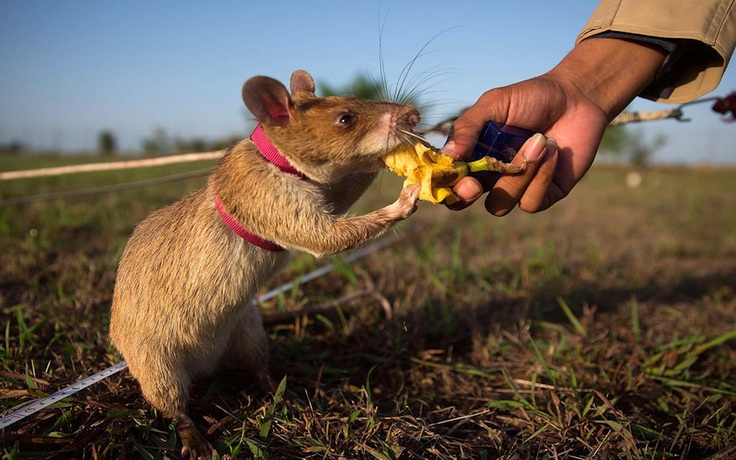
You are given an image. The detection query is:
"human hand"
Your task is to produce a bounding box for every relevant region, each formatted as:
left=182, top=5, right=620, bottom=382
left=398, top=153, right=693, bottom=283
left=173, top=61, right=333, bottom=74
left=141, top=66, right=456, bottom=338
left=443, top=37, right=666, bottom=216
left=443, top=76, right=607, bottom=215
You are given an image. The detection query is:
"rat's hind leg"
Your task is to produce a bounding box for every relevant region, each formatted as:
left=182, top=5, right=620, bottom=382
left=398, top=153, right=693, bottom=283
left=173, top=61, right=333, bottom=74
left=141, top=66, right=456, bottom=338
left=177, top=412, right=215, bottom=460
left=130, top=361, right=215, bottom=459
left=128, top=359, right=191, bottom=419
left=218, top=301, right=273, bottom=390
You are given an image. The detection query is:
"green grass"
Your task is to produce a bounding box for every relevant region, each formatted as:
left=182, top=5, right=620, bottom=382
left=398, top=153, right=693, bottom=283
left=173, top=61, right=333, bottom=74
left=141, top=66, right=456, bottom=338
left=1, top=156, right=735, bottom=458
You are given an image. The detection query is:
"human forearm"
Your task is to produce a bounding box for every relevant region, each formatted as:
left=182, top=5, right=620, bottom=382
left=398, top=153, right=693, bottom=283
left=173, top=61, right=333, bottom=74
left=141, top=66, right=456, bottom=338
left=577, top=0, right=736, bottom=103
left=546, top=37, right=667, bottom=121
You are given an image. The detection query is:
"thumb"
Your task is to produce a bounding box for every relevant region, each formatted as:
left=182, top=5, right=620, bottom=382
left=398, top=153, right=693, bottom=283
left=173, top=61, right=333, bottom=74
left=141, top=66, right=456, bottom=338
left=441, top=109, right=487, bottom=160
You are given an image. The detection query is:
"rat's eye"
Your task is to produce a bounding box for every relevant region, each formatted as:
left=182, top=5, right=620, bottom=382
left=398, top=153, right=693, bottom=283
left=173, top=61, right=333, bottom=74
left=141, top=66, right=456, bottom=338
left=336, top=113, right=357, bottom=127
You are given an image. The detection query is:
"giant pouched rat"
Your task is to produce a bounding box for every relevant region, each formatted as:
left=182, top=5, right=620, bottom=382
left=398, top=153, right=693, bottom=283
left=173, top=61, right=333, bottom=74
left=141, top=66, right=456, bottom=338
left=109, top=69, right=421, bottom=459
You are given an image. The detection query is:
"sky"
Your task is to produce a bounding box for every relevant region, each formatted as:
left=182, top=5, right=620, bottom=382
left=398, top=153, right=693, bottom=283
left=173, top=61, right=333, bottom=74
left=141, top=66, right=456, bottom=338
left=1, top=0, right=734, bottom=164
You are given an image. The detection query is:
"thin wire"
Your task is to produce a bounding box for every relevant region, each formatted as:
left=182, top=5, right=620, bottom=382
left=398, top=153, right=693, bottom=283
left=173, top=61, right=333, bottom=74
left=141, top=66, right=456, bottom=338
left=0, top=169, right=211, bottom=206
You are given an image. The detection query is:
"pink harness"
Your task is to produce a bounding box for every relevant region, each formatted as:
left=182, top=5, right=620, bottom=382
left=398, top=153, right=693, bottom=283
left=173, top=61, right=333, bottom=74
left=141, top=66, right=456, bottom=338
left=214, top=125, right=303, bottom=252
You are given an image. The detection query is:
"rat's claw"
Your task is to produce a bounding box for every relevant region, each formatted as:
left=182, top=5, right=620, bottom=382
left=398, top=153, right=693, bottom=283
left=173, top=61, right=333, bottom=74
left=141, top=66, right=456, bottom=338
left=178, top=414, right=215, bottom=460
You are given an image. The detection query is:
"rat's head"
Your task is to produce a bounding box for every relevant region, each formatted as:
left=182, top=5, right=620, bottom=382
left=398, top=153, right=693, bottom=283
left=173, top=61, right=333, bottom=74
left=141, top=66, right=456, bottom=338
left=242, top=70, right=420, bottom=183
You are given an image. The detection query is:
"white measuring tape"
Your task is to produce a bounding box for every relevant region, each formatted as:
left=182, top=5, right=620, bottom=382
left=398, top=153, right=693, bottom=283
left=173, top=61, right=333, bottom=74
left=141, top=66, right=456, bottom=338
left=0, top=361, right=129, bottom=430
left=0, top=232, right=406, bottom=430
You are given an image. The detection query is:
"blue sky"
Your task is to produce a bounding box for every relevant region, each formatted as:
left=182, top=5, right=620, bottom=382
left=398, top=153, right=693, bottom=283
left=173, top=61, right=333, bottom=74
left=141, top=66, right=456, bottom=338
left=1, top=1, right=734, bottom=163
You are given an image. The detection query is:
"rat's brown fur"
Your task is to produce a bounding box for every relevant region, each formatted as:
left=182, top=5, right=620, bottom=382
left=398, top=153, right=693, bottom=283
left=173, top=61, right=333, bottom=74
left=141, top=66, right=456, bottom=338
left=109, top=70, right=420, bottom=459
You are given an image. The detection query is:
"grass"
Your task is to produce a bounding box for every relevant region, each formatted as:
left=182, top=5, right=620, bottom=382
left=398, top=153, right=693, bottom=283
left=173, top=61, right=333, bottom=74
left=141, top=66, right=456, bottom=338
left=1, top=154, right=736, bottom=459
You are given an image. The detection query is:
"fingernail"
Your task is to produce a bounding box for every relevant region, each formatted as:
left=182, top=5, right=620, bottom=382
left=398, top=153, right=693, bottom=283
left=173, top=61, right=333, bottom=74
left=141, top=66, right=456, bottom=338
left=455, top=178, right=483, bottom=201
left=441, top=140, right=456, bottom=156
left=523, top=133, right=547, bottom=161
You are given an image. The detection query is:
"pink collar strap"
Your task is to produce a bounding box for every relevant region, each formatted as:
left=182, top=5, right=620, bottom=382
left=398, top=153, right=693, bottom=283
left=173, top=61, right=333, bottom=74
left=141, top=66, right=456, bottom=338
left=250, top=124, right=304, bottom=177
left=214, top=125, right=304, bottom=252
left=213, top=194, right=285, bottom=252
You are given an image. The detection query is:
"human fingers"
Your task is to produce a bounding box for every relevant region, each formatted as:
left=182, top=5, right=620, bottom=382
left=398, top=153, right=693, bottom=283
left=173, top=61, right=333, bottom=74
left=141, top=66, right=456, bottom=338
left=446, top=176, right=484, bottom=210
left=449, top=132, right=551, bottom=211
left=517, top=138, right=562, bottom=213
left=484, top=134, right=557, bottom=216
left=441, top=91, right=508, bottom=161
left=441, top=118, right=484, bottom=161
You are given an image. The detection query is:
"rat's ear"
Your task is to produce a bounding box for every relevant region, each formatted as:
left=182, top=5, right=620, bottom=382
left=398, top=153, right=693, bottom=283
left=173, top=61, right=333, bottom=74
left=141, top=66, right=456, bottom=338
left=290, top=70, right=315, bottom=96
left=242, top=76, right=293, bottom=126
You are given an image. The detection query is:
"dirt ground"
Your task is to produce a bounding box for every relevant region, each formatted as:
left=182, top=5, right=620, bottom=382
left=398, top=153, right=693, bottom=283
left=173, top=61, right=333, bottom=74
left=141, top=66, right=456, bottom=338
left=1, top=164, right=735, bottom=459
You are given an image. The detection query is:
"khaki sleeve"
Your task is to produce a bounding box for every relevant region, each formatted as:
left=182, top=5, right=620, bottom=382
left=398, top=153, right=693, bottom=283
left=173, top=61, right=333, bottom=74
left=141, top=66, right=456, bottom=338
left=577, top=0, right=736, bottom=103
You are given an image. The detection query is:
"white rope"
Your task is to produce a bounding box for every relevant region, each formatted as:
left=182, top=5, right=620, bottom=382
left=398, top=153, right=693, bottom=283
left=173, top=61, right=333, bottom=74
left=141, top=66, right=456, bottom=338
left=0, top=151, right=223, bottom=181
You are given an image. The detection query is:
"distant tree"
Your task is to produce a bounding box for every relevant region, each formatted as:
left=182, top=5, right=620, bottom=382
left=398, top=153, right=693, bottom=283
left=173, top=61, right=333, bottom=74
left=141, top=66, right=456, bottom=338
left=174, top=137, right=209, bottom=153
left=599, top=126, right=629, bottom=157
left=599, top=125, right=666, bottom=167
left=627, top=132, right=666, bottom=167
left=98, top=130, right=117, bottom=156
left=210, top=135, right=243, bottom=151
left=142, top=127, right=173, bottom=155
left=0, top=141, right=26, bottom=155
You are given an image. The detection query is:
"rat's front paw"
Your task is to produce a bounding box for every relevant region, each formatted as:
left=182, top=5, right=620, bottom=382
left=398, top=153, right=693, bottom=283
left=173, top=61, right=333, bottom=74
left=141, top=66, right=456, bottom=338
left=395, top=184, right=420, bottom=219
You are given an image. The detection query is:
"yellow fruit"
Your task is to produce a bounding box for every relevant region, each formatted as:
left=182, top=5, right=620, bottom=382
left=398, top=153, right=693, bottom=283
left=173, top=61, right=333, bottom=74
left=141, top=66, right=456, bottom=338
left=383, top=141, right=457, bottom=204
left=383, top=140, right=522, bottom=204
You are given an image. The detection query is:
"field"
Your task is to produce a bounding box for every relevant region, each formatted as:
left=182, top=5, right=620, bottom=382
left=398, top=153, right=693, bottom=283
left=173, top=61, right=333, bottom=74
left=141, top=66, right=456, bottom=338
left=1, top=154, right=735, bottom=459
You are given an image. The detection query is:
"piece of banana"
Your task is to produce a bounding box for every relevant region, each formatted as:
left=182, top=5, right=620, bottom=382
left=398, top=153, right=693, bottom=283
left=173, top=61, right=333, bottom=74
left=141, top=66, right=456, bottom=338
left=383, top=140, right=522, bottom=204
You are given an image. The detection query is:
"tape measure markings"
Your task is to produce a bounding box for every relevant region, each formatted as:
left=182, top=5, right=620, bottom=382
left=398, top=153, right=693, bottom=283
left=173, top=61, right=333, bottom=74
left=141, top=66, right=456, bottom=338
left=0, top=361, right=129, bottom=430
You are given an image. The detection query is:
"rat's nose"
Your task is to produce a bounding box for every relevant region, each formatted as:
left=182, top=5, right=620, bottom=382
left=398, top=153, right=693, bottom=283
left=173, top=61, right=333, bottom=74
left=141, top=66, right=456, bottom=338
left=405, top=107, right=420, bottom=127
